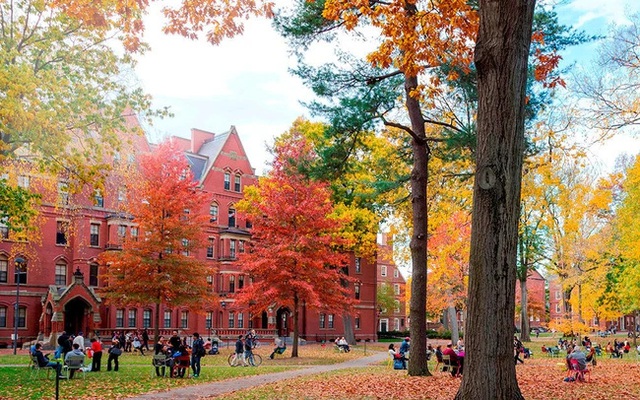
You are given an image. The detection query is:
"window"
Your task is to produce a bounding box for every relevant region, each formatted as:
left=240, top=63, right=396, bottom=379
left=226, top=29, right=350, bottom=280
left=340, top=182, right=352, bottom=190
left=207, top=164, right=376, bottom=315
left=355, top=257, right=361, bottom=273
left=319, top=314, right=325, bottom=329
left=58, top=181, right=69, bottom=205
left=15, top=264, right=26, bottom=284
left=229, top=276, right=235, bottom=293
left=207, top=238, right=215, bottom=258
left=238, top=275, right=244, bottom=290
left=381, top=265, right=387, bottom=277
left=555, top=290, right=561, bottom=300
left=354, top=284, right=360, bottom=300
left=116, top=309, right=124, bottom=328
left=143, top=310, right=151, bottom=328
left=393, top=268, right=399, bottom=278
left=17, top=306, right=26, bottom=328
left=94, top=190, right=104, bottom=207
left=394, top=318, right=400, bottom=331
left=206, top=312, right=213, bottom=329
left=131, top=227, right=138, bottom=242
left=90, top=223, right=100, bottom=247
left=118, top=225, right=126, bottom=239
left=163, top=311, right=171, bottom=328
left=228, top=312, right=235, bottom=328
left=128, top=309, right=137, bottom=327
left=228, top=208, right=236, bottom=228
left=118, top=188, right=126, bottom=202
left=224, top=172, right=231, bottom=190
left=230, top=240, right=236, bottom=259
left=209, top=204, right=218, bottom=222
left=234, top=174, right=241, bottom=192
left=89, top=263, right=98, bottom=286
left=0, top=257, right=7, bottom=283
left=394, top=300, right=400, bottom=313
left=239, top=240, right=245, bottom=253
left=182, top=239, right=190, bottom=256
left=0, top=223, right=7, bottom=240
left=17, top=175, right=29, bottom=189
left=394, top=284, right=400, bottom=295
left=113, top=152, right=121, bottom=165
left=180, top=311, right=188, bottom=329
left=355, top=315, right=360, bottom=329
left=237, top=312, right=244, bottom=328
left=328, top=314, right=334, bottom=329
left=246, top=220, right=252, bottom=229
left=55, top=261, right=67, bottom=286
left=555, top=304, right=561, bottom=313
left=207, top=275, right=213, bottom=284
left=56, top=221, right=68, bottom=245
left=0, top=306, right=5, bottom=327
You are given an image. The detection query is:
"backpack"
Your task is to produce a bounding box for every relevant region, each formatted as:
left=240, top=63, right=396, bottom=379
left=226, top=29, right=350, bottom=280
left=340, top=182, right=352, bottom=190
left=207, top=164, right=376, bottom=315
left=194, top=339, right=205, bottom=357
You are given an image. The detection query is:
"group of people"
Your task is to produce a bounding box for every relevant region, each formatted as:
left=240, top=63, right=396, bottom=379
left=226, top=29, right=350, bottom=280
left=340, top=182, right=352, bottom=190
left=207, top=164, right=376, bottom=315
left=109, top=329, right=150, bottom=355
left=153, top=330, right=206, bottom=377
left=231, top=330, right=259, bottom=366
left=605, top=338, right=635, bottom=358
left=388, top=337, right=411, bottom=370
left=31, top=331, right=106, bottom=378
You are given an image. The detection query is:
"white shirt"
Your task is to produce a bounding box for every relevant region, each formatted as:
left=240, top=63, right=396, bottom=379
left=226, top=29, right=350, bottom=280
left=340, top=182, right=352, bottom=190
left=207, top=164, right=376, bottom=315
left=73, top=335, right=85, bottom=351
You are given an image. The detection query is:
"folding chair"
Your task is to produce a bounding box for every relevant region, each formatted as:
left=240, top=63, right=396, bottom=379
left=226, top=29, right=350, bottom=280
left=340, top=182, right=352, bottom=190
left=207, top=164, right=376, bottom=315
left=29, top=355, right=51, bottom=379
left=441, top=354, right=451, bottom=373
left=152, top=354, right=170, bottom=378
left=568, top=359, right=591, bottom=382
left=62, top=355, right=86, bottom=380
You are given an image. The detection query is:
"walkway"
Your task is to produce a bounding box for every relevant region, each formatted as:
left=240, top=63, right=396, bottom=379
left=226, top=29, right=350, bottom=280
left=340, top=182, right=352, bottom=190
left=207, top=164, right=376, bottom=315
left=128, top=351, right=389, bottom=399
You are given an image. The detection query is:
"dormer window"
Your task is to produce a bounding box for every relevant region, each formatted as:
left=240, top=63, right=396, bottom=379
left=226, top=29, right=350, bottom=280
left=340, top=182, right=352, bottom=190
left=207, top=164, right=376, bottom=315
left=224, top=172, right=231, bottom=190
left=234, top=174, right=241, bottom=192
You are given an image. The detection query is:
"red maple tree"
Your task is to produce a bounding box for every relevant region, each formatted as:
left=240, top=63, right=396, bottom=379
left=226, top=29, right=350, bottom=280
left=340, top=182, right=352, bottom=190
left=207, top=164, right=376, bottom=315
left=99, top=140, right=214, bottom=343
left=235, top=135, right=354, bottom=357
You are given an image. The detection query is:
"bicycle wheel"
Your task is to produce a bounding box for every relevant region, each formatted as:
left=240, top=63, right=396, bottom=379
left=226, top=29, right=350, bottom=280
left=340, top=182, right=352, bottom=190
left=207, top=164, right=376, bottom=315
left=250, top=354, right=262, bottom=367
left=228, top=353, right=236, bottom=367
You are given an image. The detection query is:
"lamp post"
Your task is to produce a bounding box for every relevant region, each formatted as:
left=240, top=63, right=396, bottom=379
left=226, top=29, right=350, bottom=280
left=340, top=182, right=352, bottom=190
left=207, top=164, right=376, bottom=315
left=13, top=257, right=26, bottom=355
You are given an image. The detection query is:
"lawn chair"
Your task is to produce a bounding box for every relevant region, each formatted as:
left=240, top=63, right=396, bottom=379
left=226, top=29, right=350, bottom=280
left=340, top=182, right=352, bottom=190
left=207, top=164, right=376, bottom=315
left=62, top=354, right=86, bottom=380
left=568, top=359, right=591, bottom=382
left=152, top=354, right=171, bottom=377
left=29, top=355, right=51, bottom=379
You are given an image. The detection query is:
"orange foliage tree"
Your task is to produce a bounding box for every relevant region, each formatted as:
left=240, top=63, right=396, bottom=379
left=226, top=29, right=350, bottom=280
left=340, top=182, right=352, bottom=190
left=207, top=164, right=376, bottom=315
left=99, top=141, right=214, bottom=343
left=235, top=132, right=354, bottom=358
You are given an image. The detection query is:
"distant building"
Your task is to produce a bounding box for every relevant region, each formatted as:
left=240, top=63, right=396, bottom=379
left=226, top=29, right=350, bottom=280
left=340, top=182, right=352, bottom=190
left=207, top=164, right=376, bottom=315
left=376, top=234, right=407, bottom=333
left=0, top=118, right=378, bottom=347
left=514, top=269, right=546, bottom=330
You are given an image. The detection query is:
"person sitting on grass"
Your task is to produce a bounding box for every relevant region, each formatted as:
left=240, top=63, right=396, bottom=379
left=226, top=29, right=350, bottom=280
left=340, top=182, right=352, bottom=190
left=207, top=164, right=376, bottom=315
left=34, top=343, right=64, bottom=378
left=269, top=337, right=286, bottom=359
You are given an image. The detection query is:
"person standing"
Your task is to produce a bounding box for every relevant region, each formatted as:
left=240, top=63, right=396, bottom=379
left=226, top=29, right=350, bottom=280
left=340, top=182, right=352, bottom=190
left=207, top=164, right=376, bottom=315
left=73, top=332, right=85, bottom=352
left=233, top=335, right=246, bottom=366
left=57, top=331, right=72, bottom=359
left=169, top=330, right=181, bottom=351
left=399, top=337, right=410, bottom=356
left=142, top=329, right=150, bottom=351
left=107, top=340, right=122, bottom=371
left=90, top=338, right=103, bottom=372
left=191, top=332, right=205, bottom=377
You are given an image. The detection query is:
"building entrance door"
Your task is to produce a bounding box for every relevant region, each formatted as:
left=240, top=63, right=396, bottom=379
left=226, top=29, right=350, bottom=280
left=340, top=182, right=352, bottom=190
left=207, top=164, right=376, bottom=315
left=64, top=297, right=90, bottom=336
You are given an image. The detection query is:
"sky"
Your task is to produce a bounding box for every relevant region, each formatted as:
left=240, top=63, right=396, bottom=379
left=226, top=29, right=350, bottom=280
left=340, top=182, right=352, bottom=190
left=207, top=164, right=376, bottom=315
left=134, top=1, right=640, bottom=175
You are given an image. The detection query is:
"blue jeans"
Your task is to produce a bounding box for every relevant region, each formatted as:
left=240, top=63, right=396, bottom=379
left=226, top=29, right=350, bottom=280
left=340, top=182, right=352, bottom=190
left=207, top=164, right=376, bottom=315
left=191, top=354, right=201, bottom=376
left=46, top=361, right=62, bottom=375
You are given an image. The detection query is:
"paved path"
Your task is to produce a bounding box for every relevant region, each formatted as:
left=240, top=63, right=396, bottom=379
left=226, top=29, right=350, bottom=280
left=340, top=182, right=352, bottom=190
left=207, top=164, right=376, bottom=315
left=128, top=351, right=389, bottom=399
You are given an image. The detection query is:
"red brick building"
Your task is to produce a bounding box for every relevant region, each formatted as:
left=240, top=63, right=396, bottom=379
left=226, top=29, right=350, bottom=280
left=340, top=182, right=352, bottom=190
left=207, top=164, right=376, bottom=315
left=0, top=118, right=378, bottom=346
left=514, top=269, right=546, bottom=329
left=376, top=234, right=407, bottom=333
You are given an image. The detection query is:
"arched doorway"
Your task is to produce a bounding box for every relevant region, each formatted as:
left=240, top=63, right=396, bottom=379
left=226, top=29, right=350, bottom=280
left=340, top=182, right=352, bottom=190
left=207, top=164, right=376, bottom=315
left=276, top=308, right=290, bottom=337
left=44, top=303, right=53, bottom=337
left=64, top=297, right=91, bottom=336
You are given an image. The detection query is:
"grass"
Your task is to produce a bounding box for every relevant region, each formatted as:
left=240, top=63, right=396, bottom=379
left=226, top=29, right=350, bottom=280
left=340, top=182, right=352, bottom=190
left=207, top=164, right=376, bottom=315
left=0, top=343, right=376, bottom=400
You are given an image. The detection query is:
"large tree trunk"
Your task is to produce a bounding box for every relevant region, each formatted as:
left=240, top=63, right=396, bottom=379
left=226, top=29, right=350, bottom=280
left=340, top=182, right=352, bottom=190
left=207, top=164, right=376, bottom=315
left=405, top=71, right=429, bottom=377
left=520, top=279, right=530, bottom=342
left=292, top=294, right=299, bottom=357
left=455, top=1, right=535, bottom=399
left=449, top=306, right=460, bottom=344
left=342, top=315, right=355, bottom=344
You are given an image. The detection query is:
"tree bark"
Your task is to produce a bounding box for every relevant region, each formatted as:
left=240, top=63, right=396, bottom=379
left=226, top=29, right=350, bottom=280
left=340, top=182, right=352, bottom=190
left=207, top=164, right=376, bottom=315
left=405, top=71, right=429, bottom=377
left=449, top=306, right=460, bottom=344
left=154, top=301, right=161, bottom=345
left=520, top=280, right=530, bottom=342
left=342, top=315, right=355, bottom=344
left=292, top=293, right=299, bottom=357
left=455, top=0, right=535, bottom=399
